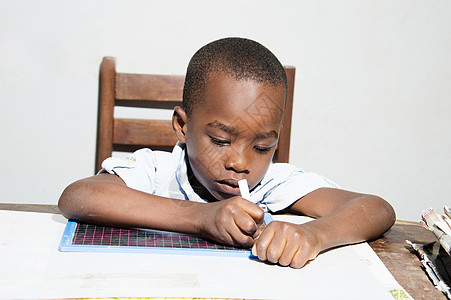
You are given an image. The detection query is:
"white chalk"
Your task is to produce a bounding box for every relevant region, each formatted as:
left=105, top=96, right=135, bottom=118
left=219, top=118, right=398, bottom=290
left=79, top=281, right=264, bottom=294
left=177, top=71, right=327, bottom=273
left=238, top=179, right=251, bottom=201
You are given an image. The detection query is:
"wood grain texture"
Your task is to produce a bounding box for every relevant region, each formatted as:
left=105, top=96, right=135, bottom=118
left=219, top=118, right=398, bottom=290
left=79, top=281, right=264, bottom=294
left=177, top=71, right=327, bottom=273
left=369, top=222, right=446, bottom=299
left=274, top=66, right=295, bottom=163
left=113, top=118, right=178, bottom=147
left=95, top=56, right=116, bottom=172
left=116, top=73, right=184, bottom=102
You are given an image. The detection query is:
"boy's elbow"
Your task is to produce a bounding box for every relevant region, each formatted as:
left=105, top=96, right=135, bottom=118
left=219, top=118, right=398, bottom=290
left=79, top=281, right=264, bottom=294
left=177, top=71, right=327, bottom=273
left=58, top=183, right=76, bottom=220
left=58, top=180, right=88, bottom=220
left=386, top=201, right=396, bottom=229
left=373, top=196, right=396, bottom=233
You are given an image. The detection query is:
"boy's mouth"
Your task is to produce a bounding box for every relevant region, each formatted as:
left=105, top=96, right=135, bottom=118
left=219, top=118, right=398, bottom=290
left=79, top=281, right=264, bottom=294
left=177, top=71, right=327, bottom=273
left=215, top=179, right=241, bottom=196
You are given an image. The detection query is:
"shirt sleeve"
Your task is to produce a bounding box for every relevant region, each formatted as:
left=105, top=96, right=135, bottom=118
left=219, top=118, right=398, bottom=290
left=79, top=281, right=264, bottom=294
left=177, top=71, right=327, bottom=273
left=259, top=164, right=340, bottom=213
left=99, top=149, right=157, bottom=194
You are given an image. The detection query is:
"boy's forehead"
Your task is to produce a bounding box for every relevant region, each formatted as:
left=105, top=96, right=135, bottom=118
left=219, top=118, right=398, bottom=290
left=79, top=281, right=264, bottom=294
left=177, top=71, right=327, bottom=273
left=202, top=72, right=285, bottom=108
left=194, top=73, right=285, bottom=129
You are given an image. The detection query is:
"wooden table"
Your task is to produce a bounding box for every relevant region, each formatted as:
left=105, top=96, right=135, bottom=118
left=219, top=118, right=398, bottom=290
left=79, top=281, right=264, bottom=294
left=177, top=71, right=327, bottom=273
left=369, top=220, right=446, bottom=299
left=0, top=204, right=444, bottom=299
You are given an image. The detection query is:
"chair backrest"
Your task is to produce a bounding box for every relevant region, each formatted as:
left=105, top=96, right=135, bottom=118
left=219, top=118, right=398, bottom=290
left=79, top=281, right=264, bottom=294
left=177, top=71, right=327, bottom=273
left=95, top=56, right=295, bottom=173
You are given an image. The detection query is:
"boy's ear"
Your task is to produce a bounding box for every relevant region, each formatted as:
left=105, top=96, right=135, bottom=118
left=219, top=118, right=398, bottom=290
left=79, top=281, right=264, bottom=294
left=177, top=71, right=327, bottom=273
left=172, top=106, right=188, bottom=144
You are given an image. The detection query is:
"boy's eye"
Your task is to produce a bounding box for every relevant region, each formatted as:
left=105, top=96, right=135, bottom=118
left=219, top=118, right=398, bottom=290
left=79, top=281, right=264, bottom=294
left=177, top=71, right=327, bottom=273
left=254, top=145, right=273, bottom=153
left=209, top=136, right=230, bottom=146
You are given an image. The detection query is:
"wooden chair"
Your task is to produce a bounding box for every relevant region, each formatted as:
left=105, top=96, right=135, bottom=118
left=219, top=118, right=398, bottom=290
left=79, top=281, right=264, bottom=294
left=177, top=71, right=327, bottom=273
left=95, top=56, right=295, bottom=173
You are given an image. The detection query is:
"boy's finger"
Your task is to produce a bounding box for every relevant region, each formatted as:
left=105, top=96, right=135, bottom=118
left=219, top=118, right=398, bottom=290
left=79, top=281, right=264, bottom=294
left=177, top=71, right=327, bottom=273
left=234, top=211, right=259, bottom=236
left=278, top=239, right=299, bottom=267
left=231, top=231, right=255, bottom=248
left=227, top=218, right=255, bottom=247
left=253, top=222, right=266, bottom=239
left=238, top=198, right=265, bottom=225
left=253, top=225, right=276, bottom=261
left=265, top=231, right=287, bottom=264
left=291, top=249, right=310, bottom=269
left=252, top=243, right=257, bottom=256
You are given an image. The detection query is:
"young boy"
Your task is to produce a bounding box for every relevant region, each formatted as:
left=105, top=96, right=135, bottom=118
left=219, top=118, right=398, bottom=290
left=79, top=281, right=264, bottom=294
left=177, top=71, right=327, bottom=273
left=59, top=37, right=395, bottom=269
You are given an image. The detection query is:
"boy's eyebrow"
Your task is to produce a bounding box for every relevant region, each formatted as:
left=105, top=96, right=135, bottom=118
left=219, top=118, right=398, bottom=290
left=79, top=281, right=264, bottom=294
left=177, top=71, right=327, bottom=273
left=255, top=131, right=278, bottom=140
left=207, top=120, right=278, bottom=139
left=207, top=121, right=239, bottom=135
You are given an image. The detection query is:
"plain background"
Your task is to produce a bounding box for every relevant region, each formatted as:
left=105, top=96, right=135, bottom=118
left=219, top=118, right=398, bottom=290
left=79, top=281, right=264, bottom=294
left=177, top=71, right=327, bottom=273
left=1, top=0, right=450, bottom=221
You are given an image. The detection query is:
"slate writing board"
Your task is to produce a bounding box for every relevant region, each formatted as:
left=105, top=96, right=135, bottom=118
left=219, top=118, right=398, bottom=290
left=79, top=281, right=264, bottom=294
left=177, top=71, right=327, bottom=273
left=59, top=213, right=273, bottom=257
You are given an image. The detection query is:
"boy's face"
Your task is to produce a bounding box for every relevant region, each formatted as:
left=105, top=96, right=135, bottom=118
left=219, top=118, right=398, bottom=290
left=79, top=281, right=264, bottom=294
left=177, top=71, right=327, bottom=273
left=178, top=73, right=286, bottom=201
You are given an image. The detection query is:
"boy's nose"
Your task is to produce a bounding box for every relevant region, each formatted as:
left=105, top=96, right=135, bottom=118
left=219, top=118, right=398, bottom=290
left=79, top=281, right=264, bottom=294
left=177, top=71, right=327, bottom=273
left=225, top=147, right=251, bottom=173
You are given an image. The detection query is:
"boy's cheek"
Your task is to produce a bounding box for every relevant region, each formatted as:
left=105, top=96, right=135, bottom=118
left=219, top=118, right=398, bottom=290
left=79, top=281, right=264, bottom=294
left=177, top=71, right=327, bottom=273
left=190, top=155, right=223, bottom=181
left=189, top=140, right=225, bottom=167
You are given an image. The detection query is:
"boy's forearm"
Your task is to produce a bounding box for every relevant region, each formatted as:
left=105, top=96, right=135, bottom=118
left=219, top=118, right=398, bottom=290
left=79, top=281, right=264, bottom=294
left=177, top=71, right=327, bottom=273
left=307, top=194, right=395, bottom=251
left=58, top=175, right=204, bottom=235
left=290, top=189, right=396, bottom=252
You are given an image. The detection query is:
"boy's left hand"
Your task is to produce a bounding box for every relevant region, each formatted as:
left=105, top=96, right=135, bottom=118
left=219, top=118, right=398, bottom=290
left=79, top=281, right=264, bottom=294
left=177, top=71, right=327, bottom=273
left=251, top=221, right=322, bottom=268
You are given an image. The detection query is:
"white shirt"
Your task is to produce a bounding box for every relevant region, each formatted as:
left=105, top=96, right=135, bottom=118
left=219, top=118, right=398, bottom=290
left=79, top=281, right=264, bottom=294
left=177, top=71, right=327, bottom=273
left=101, top=143, right=339, bottom=213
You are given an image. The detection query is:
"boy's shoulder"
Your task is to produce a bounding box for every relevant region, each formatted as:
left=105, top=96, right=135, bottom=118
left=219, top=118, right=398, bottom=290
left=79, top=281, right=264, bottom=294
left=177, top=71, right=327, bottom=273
left=265, top=163, right=303, bottom=180
left=101, top=143, right=185, bottom=177
left=263, top=163, right=339, bottom=189
left=99, top=144, right=186, bottom=195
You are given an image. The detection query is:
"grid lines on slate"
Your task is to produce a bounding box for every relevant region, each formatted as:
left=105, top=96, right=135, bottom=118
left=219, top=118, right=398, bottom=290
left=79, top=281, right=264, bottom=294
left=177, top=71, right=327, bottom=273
left=72, top=223, right=247, bottom=251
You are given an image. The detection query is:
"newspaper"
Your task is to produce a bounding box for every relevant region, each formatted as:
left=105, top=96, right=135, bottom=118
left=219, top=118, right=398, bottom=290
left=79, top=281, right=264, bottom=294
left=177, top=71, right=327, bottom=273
left=408, top=206, right=451, bottom=299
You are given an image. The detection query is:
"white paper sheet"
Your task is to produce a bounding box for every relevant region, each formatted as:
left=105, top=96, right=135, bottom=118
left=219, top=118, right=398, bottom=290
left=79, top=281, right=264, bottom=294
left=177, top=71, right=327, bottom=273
left=0, top=210, right=406, bottom=299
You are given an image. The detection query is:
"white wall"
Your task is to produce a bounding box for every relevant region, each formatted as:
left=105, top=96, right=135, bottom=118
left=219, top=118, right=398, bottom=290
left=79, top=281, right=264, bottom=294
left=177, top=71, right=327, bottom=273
left=1, top=0, right=450, bottom=221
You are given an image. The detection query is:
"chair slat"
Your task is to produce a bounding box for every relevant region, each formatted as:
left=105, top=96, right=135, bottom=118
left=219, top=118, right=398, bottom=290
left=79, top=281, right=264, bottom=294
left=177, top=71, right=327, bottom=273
left=113, top=118, right=179, bottom=146
left=116, top=73, right=184, bottom=102
left=274, top=66, right=295, bottom=163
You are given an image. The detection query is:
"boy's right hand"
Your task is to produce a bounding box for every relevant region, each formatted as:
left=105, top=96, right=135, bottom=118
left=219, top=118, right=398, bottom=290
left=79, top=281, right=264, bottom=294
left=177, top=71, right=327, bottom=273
left=196, top=197, right=265, bottom=248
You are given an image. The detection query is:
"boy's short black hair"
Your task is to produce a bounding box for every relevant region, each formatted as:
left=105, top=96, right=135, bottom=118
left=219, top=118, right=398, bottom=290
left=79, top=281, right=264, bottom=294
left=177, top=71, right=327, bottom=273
left=182, top=37, right=287, bottom=117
